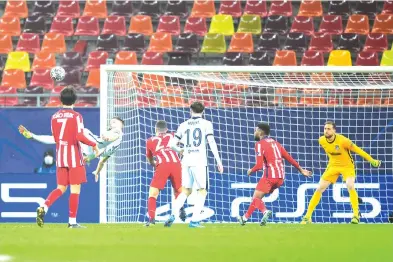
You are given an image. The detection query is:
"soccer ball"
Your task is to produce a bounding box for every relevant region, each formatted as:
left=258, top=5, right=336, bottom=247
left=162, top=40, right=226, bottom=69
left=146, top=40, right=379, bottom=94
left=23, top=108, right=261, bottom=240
left=50, top=66, right=66, bottom=82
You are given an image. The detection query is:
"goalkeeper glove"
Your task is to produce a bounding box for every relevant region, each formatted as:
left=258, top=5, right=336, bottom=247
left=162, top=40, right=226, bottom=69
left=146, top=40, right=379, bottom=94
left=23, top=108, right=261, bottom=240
left=370, top=159, right=381, bottom=168
left=18, top=125, right=33, bottom=139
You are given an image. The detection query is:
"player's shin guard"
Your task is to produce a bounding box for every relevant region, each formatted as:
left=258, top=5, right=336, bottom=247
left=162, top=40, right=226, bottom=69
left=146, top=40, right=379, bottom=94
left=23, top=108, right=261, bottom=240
left=190, top=191, right=207, bottom=222
left=305, top=191, right=322, bottom=218
left=148, top=197, right=157, bottom=221
left=43, top=188, right=63, bottom=212
left=69, top=193, right=79, bottom=225
left=349, top=189, right=359, bottom=218
left=172, top=192, right=187, bottom=217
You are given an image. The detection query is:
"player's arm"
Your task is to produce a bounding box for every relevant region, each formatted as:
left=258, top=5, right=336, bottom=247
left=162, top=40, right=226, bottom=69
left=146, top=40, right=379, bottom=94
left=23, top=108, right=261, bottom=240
left=93, top=156, right=110, bottom=182
left=19, top=125, right=56, bottom=144
left=206, top=122, right=223, bottom=174
left=145, top=140, right=156, bottom=168
left=76, top=115, right=99, bottom=155
left=169, top=127, right=183, bottom=154
left=248, top=145, right=263, bottom=175
left=345, top=138, right=381, bottom=167
left=279, top=143, right=312, bottom=177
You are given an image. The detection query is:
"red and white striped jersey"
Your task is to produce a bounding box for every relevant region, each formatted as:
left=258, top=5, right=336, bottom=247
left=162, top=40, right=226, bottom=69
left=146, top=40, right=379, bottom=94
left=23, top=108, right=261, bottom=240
left=250, top=137, right=301, bottom=179
left=146, top=133, right=180, bottom=165
left=51, top=109, right=97, bottom=168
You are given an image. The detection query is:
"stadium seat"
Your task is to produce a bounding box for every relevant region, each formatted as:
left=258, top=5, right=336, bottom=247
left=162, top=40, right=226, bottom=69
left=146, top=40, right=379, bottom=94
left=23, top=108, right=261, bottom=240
left=327, top=50, right=352, bottom=66
left=353, top=0, right=377, bottom=18
left=32, top=52, right=56, bottom=71
left=363, top=33, right=388, bottom=53
left=355, top=51, right=379, bottom=66
left=209, top=15, right=234, bottom=36
left=129, top=15, right=153, bottom=36
left=301, top=50, right=324, bottom=66
left=57, top=1, right=81, bottom=18
left=372, top=14, right=393, bottom=34
left=309, top=33, right=333, bottom=52
left=264, top=15, right=289, bottom=34
left=115, top=51, right=138, bottom=65
left=174, top=33, right=200, bottom=53
left=380, top=50, right=393, bottom=66
left=21, top=86, right=44, bottom=106
left=249, top=51, right=272, bottom=66
left=184, top=17, right=207, bottom=36
left=191, top=0, right=216, bottom=18
left=219, top=0, right=242, bottom=17
left=161, top=86, right=186, bottom=107
left=244, top=0, right=268, bottom=17
left=222, top=52, right=244, bottom=66
left=134, top=89, right=158, bottom=107
left=5, top=52, right=30, bottom=72
left=46, top=86, right=63, bottom=107
left=0, top=86, right=18, bottom=106
left=167, top=52, right=192, bottom=65
left=111, top=0, right=134, bottom=17
left=32, top=1, right=56, bottom=18
left=273, top=50, right=297, bottom=66
left=140, top=72, right=166, bottom=91
left=23, top=16, right=46, bottom=35
left=16, top=33, right=40, bottom=54
left=0, top=16, right=21, bottom=36
left=328, top=0, right=351, bottom=17
left=356, top=90, right=382, bottom=106
left=318, top=15, right=343, bottom=35
left=382, top=0, right=393, bottom=14
left=86, top=51, right=109, bottom=71
left=201, top=33, right=226, bottom=53
left=337, top=33, right=361, bottom=52
left=157, top=16, right=181, bottom=36
left=256, top=33, right=280, bottom=51
left=283, top=33, right=308, bottom=52
left=2, top=69, right=26, bottom=89
left=238, top=15, right=262, bottom=34
left=300, top=89, right=326, bottom=106
left=123, top=33, right=146, bottom=52
left=269, top=1, right=292, bottom=16
left=75, top=86, right=99, bottom=104
left=197, top=73, right=223, bottom=89
left=141, top=52, right=164, bottom=65
left=74, top=16, right=100, bottom=36
left=137, top=0, right=161, bottom=19
left=60, top=52, right=84, bottom=71
left=49, top=16, right=74, bottom=37
left=96, top=34, right=119, bottom=53
left=102, top=16, right=127, bottom=36
left=4, top=0, right=28, bottom=18
left=190, top=86, right=217, bottom=107
left=227, top=33, right=254, bottom=53
left=29, top=68, right=54, bottom=90
left=73, top=40, right=88, bottom=56
left=41, top=33, right=67, bottom=54
left=83, top=0, right=107, bottom=18
left=148, top=32, right=173, bottom=53
left=345, top=15, right=369, bottom=35
left=164, top=0, right=188, bottom=18
left=274, top=88, right=298, bottom=106
left=290, top=16, right=314, bottom=35
left=86, top=69, right=100, bottom=88
left=0, top=35, right=13, bottom=54
left=57, top=68, right=82, bottom=86
left=298, top=0, right=323, bottom=17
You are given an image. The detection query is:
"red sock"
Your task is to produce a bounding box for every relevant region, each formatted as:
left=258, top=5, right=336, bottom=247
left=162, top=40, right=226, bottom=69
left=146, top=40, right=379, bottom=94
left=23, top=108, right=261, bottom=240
left=245, top=198, right=267, bottom=219
left=148, top=197, right=157, bottom=221
left=69, top=193, right=79, bottom=220
left=44, top=189, right=63, bottom=208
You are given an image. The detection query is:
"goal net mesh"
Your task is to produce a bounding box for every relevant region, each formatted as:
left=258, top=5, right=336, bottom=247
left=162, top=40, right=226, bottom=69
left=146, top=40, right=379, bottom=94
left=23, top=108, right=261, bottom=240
left=102, top=68, right=393, bottom=223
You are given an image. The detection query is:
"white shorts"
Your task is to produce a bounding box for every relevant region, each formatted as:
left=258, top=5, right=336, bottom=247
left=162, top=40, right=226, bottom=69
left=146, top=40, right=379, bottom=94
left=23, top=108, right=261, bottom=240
left=182, top=165, right=208, bottom=190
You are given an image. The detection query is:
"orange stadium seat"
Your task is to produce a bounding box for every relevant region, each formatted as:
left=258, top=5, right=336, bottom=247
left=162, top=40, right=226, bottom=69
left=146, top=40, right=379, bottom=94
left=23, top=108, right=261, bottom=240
left=357, top=90, right=382, bottom=106
left=227, top=33, right=254, bottom=53
left=32, top=52, right=56, bottom=71
left=83, top=0, right=107, bottom=19
left=148, top=32, right=173, bottom=53
left=345, top=15, right=369, bottom=35
left=372, top=14, right=393, bottom=34
left=160, top=86, right=186, bottom=107
left=298, top=0, right=323, bottom=17
left=0, top=16, right=21, bottom=36
left=2, top=69, right=27, bottom=89
left=129, top=15, right=153, bottom=36
left=273, top=50, right=297, bottom=66
left=41, top=33, right=67, bottom=53
left=0, top=35, right=13, bottom=54
left=4, top=0, right=28, bottom=18
left=140, top=73, right=166, bottom=91
left=300, top=89, right=326, bottom=106
left=115, top=51, right=138, bottom=65
left=86, top=69, right=100, bottom=88
left=274, top=88, right=298, bottom=106
left=191, top=0, right=216, bottom=18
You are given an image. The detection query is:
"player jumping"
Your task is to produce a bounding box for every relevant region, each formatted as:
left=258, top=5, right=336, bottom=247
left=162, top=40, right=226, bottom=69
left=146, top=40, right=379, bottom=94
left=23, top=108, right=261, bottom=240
left=301, top=121, right=381, bottom=224
left=37, top=87, right=99, bottom=228
left=165, top=102, right=224, bottom=228
left=19, top=116, right=124, bottom=182
left=145, top=120, right=186, bottom=226
left=238, top=122, right=312, bottom=226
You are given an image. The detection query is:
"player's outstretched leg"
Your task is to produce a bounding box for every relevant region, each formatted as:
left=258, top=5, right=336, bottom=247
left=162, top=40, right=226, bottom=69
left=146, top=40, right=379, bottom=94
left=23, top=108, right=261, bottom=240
left=37, top=187, right=65, bottom=227
left=189, top=189, right=207, bottom=228
left=36, top=207, right=46, bottom=228
left=260, top=210, right=273, bottom=226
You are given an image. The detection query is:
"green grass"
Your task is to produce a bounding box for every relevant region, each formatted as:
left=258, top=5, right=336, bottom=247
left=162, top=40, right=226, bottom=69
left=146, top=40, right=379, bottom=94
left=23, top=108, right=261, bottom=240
left=0, top=223, right=392, bottom=262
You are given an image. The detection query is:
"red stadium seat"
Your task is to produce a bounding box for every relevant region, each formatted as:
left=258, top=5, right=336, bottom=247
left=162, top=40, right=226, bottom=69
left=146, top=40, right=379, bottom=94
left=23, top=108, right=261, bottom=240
left=190, top=86, right=217, bottom=107
left=184, top=17, right=207, bottom=36
left=57, top=1, right=81, bottom=18
left=73, top=40, right=88, bottom=56
left=318, top=15, right=343, bottom=35
left=309, top=33, right=333, bottom=52
left=49, top=16, right=74, bottom=37
left=0, top=35, right=13, bottom=54
left=290, top=16, right=314, bottom=35
left=191, top=0, right=216, bottom=18
left=0, top=86, right=18, bottom=106
left=382, top=0, right=393, bottom=15
left=274, top=88, right=298, bottom=106
left=269, top=1, right=293, bottom=17
left=16, top=33, right=41, bottom=54
left=29, top=68, right=55, bottom=91
left=160, top=86, right=186, bottom=107
left=102, top=16, right=126, bottom=36
left=157, top=16, right=181, bottom=36
left=363, top=33, right=388, bottom=53
left=301, top=50, right=324, bottom=66
left=244, top=0, right=268, bottom=17
left=4, top=0, right=28, bottom=18
left=219, top=0, right=242, bottom=17
left=85, top=51, right=109, bottom=71
left=83, top=0, right=107, bottom=18
left=141, top=52, right=164, bottom=65
left=355, top=51, right=379, bottom=66
left=75, top=16, right=100, bottom=36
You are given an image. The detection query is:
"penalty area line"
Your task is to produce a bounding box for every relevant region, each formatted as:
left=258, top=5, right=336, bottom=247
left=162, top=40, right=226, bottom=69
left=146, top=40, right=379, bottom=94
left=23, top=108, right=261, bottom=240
left=0, top=255, right=13, bottom=262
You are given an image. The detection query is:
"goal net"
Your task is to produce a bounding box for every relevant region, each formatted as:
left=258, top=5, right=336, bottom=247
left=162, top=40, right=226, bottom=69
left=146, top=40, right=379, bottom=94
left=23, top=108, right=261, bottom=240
left=100, top=65, right=393, bottom=224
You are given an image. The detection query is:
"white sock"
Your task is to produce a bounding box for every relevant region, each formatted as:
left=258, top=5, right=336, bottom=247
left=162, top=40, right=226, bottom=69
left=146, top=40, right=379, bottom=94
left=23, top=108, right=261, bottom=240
left=42, top=205, right=48, bottom=213
left=190, top=192, right=207, bottom=223
left=172, top=193, right=187, bottom=217
left=69, top=217, right=76, bottom=224
left=243, top=215, right=248, bottom=221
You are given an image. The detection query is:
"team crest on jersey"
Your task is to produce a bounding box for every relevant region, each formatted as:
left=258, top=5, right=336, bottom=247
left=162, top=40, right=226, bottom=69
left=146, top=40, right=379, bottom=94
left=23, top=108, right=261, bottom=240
left=335, top=145, right=340, bottom=151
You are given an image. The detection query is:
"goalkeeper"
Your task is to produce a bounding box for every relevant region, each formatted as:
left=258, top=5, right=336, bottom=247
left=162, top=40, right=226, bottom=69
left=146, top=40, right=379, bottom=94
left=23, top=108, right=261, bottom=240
left=301, top=121, right=381, bottom=224
left=18, top=117, right=124, bottom=182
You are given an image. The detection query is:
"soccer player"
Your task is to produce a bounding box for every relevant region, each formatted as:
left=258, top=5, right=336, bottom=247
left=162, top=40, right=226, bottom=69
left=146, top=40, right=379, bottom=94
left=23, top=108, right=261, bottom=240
left=238, top=122, right=312, bottom=226
left=18, top=116, right=124, bottom=182
left=36, top=87, right=99, bottom=228
left=165, top=102, right=223, bottom=228
left=301, top=121, right=381, bottom=224
left=145, top=120, right=185, bottom=226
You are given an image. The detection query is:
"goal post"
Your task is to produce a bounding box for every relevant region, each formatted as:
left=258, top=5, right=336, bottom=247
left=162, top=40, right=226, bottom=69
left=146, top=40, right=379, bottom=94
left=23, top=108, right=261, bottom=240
left=100, top=65, right=393, bottom=224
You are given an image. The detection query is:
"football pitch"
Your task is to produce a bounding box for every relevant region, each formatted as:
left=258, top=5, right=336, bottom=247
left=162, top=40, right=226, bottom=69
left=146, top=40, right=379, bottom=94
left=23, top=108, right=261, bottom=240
left=0, top=224, right=392, bottom=262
